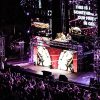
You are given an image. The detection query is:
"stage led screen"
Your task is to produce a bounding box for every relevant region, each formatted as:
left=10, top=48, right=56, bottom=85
left=33, top=45, right=78, bottom=72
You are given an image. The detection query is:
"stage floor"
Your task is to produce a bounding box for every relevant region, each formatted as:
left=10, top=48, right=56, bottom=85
left=7, top=60, right=95, bottom=86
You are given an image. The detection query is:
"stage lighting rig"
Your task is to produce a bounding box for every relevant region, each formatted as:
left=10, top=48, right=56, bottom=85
left=20, top=0, right=36, bottom=8
left=20, top=0, right=52, bottom=17
left=20, top=0, right=39, bottom=16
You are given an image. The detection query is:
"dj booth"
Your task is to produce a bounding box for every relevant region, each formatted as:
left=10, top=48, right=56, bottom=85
left=30, top=36, right=84, bottom=73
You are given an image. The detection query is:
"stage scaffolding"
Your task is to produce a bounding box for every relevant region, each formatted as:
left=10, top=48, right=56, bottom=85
left=93, top=37, right=100, bottom=82
left=0, top=36, right=5, bottom=69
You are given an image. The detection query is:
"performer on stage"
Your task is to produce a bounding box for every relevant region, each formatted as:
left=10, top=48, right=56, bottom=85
left=54, top=32, right=66, bottom=41
left=0, top=57, right=7, bottom=70
left=66, top=58, right=73, bottom=71
left=54, top=32, right=71, bottom=42
left=66, top=33, right=72, bottom=41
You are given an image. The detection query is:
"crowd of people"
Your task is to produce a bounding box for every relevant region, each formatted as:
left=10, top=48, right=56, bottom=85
left=0, top=65, right=100, bottom=100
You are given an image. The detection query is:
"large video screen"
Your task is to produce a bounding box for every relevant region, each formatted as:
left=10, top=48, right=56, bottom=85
left=33, top=45, right=78, bottom=72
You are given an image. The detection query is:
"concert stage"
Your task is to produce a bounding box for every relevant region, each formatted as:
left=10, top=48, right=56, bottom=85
left=7, top=60, right=95, bottom=86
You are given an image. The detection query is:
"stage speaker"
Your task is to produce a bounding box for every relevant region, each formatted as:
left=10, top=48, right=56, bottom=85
left=59, top=75, right=68, bottom=82
left=49, top=75, right=54, bottom=81
left=90, top=78, right=95, bottom=86
left=42, top=71, right=52, bottom=77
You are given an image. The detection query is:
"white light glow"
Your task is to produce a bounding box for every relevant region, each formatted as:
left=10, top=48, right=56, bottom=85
left=37, top=46, right=51, bottom=67
left=58, top=50, right=73, bottom=71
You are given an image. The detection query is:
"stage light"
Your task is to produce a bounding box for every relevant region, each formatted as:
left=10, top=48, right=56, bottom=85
left=26, top=12, right=30, bottom=16
left=27, top=30, right=30, bottom=33
left=47, top=10, right=52, bottom=16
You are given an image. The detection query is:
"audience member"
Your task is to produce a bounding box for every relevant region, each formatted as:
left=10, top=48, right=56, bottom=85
left=0, top=65, right=100, bottom=100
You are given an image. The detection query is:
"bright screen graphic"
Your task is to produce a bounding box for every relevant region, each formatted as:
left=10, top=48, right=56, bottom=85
left=37, top=46, right=51, bottom=67
left=58, top=50, right=73, bottom=71
left=33, top=46, right=78, bottom=72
